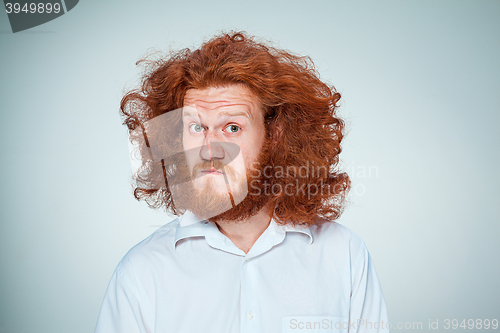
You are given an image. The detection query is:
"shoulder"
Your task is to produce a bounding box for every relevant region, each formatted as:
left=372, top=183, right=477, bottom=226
left=309, top=220, right=369, bottom=260
left=116, top=218, right=180, bottom=275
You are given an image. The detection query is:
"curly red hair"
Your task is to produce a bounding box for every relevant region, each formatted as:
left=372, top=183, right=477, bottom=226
left=121, top=31, right=350, bottom=227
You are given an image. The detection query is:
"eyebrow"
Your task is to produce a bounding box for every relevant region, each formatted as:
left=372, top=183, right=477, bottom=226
left=183, top=109, right=251, bottom=119
left=182, top=110, right=197, bottom=118
left=220, top=110, right=250, bottom=118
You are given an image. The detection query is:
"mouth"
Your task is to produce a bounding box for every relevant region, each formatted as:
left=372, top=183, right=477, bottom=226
left=200, top=169, right=225, bottom=175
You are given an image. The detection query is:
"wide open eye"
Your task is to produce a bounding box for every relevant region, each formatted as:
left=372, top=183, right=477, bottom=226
left=225, top=124, right=241, bottom=133
left=189, top=124, right=205, bottom=133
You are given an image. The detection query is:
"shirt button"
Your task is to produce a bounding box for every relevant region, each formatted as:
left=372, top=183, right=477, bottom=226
left=245, top=257, right=251, bottom=262
left=246, top=311, right=254, bottom=320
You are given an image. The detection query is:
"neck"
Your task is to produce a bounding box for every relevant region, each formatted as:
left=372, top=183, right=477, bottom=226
left=214, top=203, right=273, bottom=254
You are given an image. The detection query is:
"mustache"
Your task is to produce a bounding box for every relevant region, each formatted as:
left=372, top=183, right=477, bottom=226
left=192, top=160, right=238, bottom=179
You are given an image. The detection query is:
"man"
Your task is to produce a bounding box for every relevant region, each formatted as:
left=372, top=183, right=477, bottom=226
left=95, top=31, right=389, bottom=333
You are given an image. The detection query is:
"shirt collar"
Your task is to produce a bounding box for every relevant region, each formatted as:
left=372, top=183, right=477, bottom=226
left=174, top=211, right=313, bottom=254
left=279, top=220, right=313, bottom=245
left=174, top=211, right=206, bottom=244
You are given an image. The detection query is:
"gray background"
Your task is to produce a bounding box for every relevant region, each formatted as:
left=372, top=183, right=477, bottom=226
left=1, top=0, right=499, bottom=332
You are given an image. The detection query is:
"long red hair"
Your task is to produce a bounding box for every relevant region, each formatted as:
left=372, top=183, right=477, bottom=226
left=121, top=31, right=350, bottom=227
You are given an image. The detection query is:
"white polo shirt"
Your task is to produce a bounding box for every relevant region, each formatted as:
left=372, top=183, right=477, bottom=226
left=95, top=211, right=389, bottom=333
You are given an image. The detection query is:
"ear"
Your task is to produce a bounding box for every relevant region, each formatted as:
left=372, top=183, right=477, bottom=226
left=268, top=121, right=283, bottom=148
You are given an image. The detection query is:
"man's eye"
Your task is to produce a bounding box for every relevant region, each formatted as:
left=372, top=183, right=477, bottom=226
left=226, top=125, right=240, bottom=133
left=190, top=124, right=204, bottom=132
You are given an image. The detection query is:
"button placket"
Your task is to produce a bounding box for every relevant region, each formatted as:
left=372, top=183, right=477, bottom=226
left=240, top=256, right=258, bottom=332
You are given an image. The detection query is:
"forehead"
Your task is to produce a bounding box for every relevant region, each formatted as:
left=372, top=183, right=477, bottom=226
left=183, top=85, right=262, bottom=118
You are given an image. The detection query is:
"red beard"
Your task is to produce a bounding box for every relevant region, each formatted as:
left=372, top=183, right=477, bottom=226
left=171, top=137, right=273, bottom=222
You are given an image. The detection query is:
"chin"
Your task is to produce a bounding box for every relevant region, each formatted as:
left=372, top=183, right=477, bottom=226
left=192, top=177, right=229, bottom=194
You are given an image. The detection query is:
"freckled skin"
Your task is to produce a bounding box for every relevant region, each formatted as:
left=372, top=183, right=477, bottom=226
left=182, top=85, right=266, bottom=194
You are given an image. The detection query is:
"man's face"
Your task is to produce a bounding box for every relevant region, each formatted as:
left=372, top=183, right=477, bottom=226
left=179, top=84, right=267, bottom=219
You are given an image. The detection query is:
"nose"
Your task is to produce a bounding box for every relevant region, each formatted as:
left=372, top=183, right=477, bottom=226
left=199, top=130, right=225, bottom=161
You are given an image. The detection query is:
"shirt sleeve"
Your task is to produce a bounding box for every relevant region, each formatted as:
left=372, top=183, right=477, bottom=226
left=349, top=239, right=390, bottom=333
left=94, top=261, right=150, bottom=333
